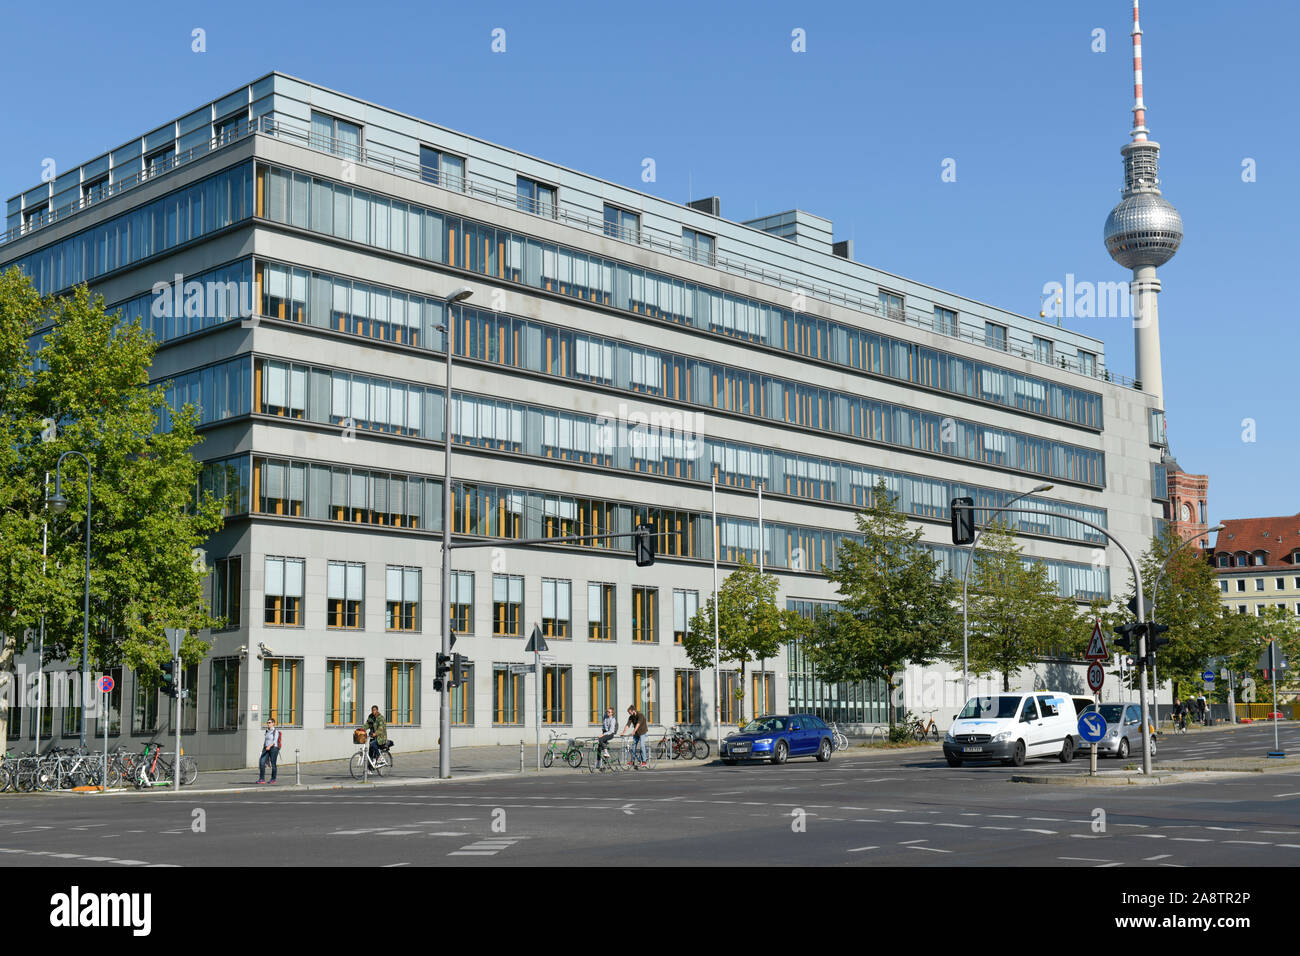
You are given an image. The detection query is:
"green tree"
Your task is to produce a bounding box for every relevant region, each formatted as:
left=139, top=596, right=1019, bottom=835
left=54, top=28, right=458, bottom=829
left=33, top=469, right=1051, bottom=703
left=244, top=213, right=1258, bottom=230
left=684, top=556, right=805, bottom=725
left=1221, top=606, right=1300, bottom=707
left=0, top=269, right=223, bottom=754
left=966, top=522, right=1081, bottom=691
left=802, top=479, right=959, bottom=729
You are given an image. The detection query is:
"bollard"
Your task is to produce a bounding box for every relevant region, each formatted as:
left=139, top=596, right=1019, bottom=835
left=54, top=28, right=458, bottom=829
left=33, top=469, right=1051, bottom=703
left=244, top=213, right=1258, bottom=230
left=519, top=740, right=525, bottom=774
left=295, top=749, right=301, bottom=786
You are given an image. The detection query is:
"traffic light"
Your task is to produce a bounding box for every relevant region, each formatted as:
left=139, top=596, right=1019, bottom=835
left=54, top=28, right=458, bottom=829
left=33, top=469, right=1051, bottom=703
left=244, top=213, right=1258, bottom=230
left=450, top=653, right=471, bottom=688
left=1146, top=621, right=1170, bottom=668
left=160, top=659, right=177, bottom=699
left=951, top=496, right=975, bottom=545
left=433, top=652, right=451, bottom=692
left=634, top=522, right=656, bottom=567
left=1112, top=621, right=1137, bottom=654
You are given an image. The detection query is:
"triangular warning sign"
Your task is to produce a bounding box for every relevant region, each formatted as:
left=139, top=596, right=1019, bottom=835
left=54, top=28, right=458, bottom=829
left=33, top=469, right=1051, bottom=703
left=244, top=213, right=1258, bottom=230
left=1085, top=620, right=1108, bottom=660
left=524, top=624, right=548, bottom=654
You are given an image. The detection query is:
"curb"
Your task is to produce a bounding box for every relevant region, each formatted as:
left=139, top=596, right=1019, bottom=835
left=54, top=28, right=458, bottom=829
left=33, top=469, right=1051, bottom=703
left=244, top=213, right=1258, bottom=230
left=1010, top=769, right=1259, bottom=787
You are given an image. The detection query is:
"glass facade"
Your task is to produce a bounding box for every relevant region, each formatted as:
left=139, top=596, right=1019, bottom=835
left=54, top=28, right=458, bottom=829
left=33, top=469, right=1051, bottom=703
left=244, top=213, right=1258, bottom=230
left=786, top=599, right=891, bottom=724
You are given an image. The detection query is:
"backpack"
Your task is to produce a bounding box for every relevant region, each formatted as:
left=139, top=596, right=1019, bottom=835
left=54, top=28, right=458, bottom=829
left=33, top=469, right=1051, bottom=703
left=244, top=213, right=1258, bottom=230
left=275, top=730, right=282, bottom=749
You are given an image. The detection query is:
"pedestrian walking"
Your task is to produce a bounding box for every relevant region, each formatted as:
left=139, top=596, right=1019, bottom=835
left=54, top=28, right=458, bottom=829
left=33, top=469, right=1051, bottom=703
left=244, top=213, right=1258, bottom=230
left=258, top=717, right=281, bottom=784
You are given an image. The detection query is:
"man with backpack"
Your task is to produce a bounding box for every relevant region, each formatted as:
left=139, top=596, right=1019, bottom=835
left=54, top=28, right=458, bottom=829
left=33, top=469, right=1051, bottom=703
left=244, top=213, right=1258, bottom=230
left=258, top=716, right=281, bottom=784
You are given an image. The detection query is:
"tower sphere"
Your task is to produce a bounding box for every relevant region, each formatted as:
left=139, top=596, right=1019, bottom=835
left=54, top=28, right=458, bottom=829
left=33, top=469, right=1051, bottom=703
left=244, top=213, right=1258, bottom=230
left=1104, top=192, right=1183, bottom=269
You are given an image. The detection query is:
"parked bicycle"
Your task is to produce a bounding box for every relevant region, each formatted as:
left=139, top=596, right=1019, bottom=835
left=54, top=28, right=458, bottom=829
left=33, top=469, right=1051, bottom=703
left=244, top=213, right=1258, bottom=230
left=349, top=739, right=395, bottom=779
left=909, top=711, right=941, bottom=742
left=542, top=731, right=585, bottom=769
left=828, top=722, right=850, bottom=752
left=616, top=735, right=658, bottom=771
left=133, top=744, right=198, bottom=789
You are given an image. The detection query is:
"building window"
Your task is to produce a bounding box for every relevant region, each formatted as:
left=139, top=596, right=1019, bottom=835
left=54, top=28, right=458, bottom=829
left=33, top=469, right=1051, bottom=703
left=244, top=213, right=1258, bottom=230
left=674, top=669, right=701, bottom=725
left=632, top=587, right=659, bottom=643
left=449, top=570, right=474, bottom=636
left=214, top=113, right=244, bottom=144
left=100, top=667, right=123, bottom=736
left=326, top=659, right=364, bottom=725
left=603, top=204, right=639, bottom=242
left=683, top=228, right=715, bottom=265
left=878, top=291, right=904, bottom=320
left=1256, top=579, right=1265, bottom=591
left=934, top=306, right=957, bottom=336
left=178, top=664, right=198, bottom=733
left=589, top=666, right=617, bottom=724
left=1254, top=553, right=1266, bottom=566
left=587, top=582, right=616, bottom=642
left=22, top=203, right=47, bottom=230
left=1294, top=577, right=1300, bottom=590
left=451, top=663, right=474, bottom=725
left=133, top=678, right=159, bottom=735
left=6, top=672, right=21, bottom=738
left=1033, top=337, right=1055, bottom=365
left=309, top=110, right=362, bottom=160
left=541, top=665, right=572, bottom=725
left=82, top=174, right=109, bottom=203
left=62, top=672, right=82, bottom=738
left=493, top=665, right=525, bottom=725
left=493, top=574, right=524, bottom=637
left=386, top=661, right=420, bottom=725
left=1217, top=554, right=1229, bottom=568
left=1077, top=351, right=1097, bottom=377
left=751, top=671, right=776, bottom=717
left=1199, top=501, right=1207, bottom=524
left=213, top=556, right=242, bottom=629
left=633, top=667, right=659, bottom=724
left=673, top=589, right=699, bottom=645
left=262, top=657, right=303, bottom=726
left=144, top=145, right=172, bottom=177
left=984, top=322, right=1008, bottom=351
left=542, top=578, right=571, bottom=639
left=1237, top=605, right=1247, bottom=614
left=209, top=658, right=240, bottom=731
left=386, top=566, right=421, bottom=632
left=259, top=360, right=307, bottom=418
left=328, top=561, right=365, bottom=629
left=718, top=670, right=740, bottom=724
left=1236, top=579, right=1246, bottom=592
left=1235, top=554, right=1247, bottom=568
left=1219, top=580, right=1228, bottom=593
left=32, top=680, right=54, bottom=739
left=516, top=176, right=557, bottom=218
left=1278, top=578, right=1286, bottom=590
left=264, top=556, right=304, bottom=626
left=420, top=145, right=465, bottom=190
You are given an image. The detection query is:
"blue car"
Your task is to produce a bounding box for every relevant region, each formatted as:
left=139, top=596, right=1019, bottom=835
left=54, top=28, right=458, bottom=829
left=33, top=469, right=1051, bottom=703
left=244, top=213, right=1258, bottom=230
left=719, top=714, right=834, bottom=765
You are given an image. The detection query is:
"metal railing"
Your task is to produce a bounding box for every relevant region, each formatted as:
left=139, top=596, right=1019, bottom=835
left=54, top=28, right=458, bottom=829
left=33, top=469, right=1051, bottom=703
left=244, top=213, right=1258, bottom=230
left=3, top=112, right=1134, bottom=388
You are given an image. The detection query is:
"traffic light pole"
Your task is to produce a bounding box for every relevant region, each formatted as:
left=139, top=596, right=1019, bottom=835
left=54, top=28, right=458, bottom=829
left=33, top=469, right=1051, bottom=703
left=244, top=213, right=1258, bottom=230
left=173, top=656, right=181, bottom=793
left=978, top=507, right=1153, bottom=775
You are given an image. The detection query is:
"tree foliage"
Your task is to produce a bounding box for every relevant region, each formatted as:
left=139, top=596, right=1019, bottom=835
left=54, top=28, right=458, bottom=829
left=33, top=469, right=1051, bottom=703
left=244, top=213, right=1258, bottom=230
left=684, top=556, right=806, bottom=724
left=965, top=522, right=1081, bottom=691
left=802, top=480, right=959, bottom=727
left=0, top=269, right=223, bottom=752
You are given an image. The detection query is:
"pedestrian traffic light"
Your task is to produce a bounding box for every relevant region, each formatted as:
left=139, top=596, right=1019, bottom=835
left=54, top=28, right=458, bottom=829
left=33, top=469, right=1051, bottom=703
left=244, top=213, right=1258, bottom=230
left=160, top=659, right=177, bottom=699
left=433, top=652, right=451, bottom=692
left=951, top=496, right=975, bottom=545
left=634, top=522, right=656, bottom=567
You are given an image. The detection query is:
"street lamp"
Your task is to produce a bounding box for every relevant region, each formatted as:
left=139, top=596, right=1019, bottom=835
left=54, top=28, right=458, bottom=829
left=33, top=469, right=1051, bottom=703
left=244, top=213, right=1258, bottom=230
left=961, top=483, right=1054, bottom=705
left=436, top=285, right=473, bottom=780
left=1148, top=524, right=1225, bottom=728
left=47, top=451, right=92, bottom=750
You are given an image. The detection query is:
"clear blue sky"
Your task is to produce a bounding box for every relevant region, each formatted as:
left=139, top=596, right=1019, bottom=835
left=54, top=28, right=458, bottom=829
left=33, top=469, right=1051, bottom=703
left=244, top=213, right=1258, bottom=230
left=2, top=0, right=1294, bottom=522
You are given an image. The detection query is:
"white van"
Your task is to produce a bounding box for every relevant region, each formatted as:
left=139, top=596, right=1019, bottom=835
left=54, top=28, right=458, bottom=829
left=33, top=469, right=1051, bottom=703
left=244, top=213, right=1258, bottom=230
left=942, top=691, right=1079, bottom=767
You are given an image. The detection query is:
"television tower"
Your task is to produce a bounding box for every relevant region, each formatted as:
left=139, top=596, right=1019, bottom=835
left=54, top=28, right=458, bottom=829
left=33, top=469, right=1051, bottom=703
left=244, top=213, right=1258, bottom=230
left=1103, top=0, right=1182, bottom=409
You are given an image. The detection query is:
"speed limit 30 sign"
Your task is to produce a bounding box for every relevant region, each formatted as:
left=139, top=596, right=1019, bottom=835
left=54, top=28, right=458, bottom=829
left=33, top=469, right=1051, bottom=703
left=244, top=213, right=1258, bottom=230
left=1087, top=662, right=1105, bottom=693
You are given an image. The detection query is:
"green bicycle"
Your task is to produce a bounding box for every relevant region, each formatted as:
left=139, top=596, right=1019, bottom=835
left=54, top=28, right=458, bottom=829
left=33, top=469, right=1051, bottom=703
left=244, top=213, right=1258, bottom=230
left=541, top=731, right=585, bottom=769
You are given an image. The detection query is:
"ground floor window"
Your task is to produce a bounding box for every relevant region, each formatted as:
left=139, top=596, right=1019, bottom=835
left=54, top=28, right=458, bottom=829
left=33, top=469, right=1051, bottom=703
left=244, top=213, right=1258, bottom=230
left=675, top=669, right=701, bottom=725
left=262, top=657, right=303, bottom=726
left=386, top=660, right=420, bottom=725
left=326, top=659, right=364, bottom=725
left=542, top=665, right=572, bottom=724
left=209, top=658, right=241, bottom=731
left=633, top=667, right=658, bottom=724
left=494, top=665, right=525, bottom=725
left=451, top=663, right=474, bottom=725
left=589, top=666, right=616, bottom=724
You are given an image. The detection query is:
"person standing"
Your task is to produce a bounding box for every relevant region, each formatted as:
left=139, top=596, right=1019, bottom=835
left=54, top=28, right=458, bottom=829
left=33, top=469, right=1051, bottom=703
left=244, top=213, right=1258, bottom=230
left=258, top=717, right=281, bottom=784
left=622, top=704, right=649, bottom=767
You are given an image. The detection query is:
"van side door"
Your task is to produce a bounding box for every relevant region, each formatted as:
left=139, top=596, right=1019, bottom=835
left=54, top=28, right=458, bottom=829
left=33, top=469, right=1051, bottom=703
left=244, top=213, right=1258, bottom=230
left=1018, top=696, right=1043, bottom=755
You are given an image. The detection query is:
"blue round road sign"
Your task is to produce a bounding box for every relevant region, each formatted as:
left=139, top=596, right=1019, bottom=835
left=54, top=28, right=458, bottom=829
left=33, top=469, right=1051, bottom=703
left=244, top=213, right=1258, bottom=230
left=1202, top=671, right=1215, bottom=682
left=1078, top=711, right=1107, bottom=743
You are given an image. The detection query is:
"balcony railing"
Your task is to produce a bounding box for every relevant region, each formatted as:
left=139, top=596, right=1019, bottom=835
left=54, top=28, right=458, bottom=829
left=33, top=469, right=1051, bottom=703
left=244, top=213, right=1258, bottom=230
left=3, top=112, right=1135, bottom=388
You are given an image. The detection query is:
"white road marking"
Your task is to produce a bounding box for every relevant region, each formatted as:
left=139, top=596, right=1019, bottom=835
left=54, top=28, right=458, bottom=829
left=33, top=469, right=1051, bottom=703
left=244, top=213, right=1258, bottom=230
left=1023, top=829, right=1057, bottom=835
left=383, top=862, right=410, bottom=867
left=1222, top=840, right=1271, bottom=845
left=1171, top=838, right=1211, bottom=843
left=847, top=846, right=878, bottom=852
left=899, top=839, right=928, bottom=845
left=907, top=845, right=951, bottom=853
left=1059, top=857, right=1110, bottom=862
left=1143, top=854, right=1171, bottom=861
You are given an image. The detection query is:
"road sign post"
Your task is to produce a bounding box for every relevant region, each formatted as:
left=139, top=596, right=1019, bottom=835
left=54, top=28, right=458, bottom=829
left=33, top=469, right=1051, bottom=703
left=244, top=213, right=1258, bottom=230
left=165, top=628, right=184, bottom=792
left=1260, top=641, right=1288, bottom=758
left=99, top=674, right=113, bottom=791
left=1078, top=711, right=1107, bottom=778
left=525, top=625, right=549, bottom=771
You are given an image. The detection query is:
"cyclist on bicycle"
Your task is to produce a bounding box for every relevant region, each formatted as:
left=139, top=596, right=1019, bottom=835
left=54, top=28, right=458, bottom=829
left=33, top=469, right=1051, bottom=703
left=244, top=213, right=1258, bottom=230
left=365, top=705, right=387, bottom=762
left=622, top=705, right=648, bottom=767
left=597, top=708, right=618, bottom=762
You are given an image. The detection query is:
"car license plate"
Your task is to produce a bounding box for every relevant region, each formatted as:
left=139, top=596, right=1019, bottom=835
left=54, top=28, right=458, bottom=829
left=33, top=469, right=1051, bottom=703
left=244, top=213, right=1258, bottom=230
left=962, top=746, right=984, bottom=753
left=732, top=744, right=749, bottom=752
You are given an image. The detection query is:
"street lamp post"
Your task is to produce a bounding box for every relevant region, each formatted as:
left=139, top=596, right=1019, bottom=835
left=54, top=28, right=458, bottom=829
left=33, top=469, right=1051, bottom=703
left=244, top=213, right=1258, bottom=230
left=961, top=484, right=1053, bottom=704
left=436, top=286, right=474, bottom=781
left=47, top=451, right=92, bottom=750
left=1148, top=525, right=1225, bottom=728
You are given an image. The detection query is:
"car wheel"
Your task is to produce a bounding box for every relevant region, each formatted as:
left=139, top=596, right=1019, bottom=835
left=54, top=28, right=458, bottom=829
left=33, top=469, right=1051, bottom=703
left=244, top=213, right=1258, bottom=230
left=816, top=738, right=832, bottom=762
left=1009, top=740, right=1026, bottom=767
left=1058, top=737, right=1074, bottom=763
left=772, top=741, right=788, bottom=765
left=1117, top=738, right=1130, bottom=760
left=945, top=756, right=963, bottom=768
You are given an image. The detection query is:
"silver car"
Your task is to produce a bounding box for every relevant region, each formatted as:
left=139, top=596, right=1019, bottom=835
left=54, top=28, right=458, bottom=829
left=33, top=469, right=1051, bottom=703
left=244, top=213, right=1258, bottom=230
left=1074, top=702, right=1157, bottom=759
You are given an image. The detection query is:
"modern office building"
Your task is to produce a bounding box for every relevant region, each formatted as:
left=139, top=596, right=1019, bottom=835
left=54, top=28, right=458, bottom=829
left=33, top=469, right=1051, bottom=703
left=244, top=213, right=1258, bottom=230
left=2, top=73, right=1168, bottom=768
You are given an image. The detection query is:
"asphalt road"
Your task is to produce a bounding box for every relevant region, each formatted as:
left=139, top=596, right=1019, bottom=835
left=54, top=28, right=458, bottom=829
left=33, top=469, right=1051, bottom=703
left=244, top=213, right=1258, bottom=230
left=3, top=723, right=1299, bottom=867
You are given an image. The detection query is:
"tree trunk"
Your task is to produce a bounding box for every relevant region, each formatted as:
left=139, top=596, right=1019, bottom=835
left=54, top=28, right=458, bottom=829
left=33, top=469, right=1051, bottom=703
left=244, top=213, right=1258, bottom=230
left=0, top=638, right=14, bottom=759
left=1002, top=670, right=1010, bottom=692
left=738, top=660, right=746, bottom=726
left=886, top=670, right=895, bottom=730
